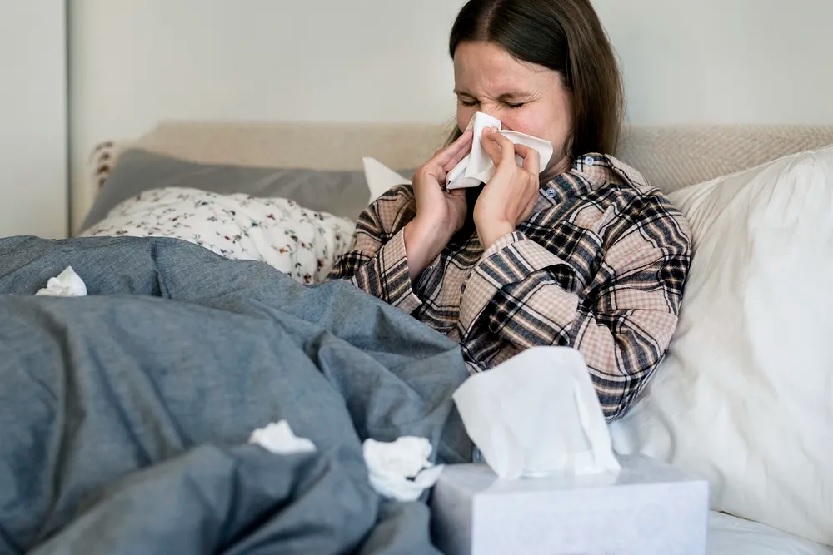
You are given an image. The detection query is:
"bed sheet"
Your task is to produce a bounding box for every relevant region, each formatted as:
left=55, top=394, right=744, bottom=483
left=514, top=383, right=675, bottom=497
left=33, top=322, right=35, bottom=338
left=708, top=512, right=833, bottom=555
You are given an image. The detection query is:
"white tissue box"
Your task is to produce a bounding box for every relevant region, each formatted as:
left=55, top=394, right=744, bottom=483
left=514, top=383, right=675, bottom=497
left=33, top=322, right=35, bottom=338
left=431, top=455, right=708, bottom=555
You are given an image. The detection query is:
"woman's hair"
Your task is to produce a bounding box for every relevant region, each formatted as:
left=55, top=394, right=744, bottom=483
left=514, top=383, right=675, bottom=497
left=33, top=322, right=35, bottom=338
left=446, top=0, right=623, bottom=157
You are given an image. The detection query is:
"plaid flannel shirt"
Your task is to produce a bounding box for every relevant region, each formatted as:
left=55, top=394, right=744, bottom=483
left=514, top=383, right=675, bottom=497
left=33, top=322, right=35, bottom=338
left=330, top=153, right=692, bottom=420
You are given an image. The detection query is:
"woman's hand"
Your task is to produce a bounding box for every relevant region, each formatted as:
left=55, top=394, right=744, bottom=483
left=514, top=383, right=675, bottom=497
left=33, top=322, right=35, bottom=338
left=403, top=129, right=473, bottom=279
left=474, top=127, right=541, bottom=249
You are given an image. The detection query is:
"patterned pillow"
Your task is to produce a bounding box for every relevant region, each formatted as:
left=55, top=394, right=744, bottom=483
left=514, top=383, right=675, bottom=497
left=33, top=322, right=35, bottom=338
left=80, top=187, right=356, bottom=285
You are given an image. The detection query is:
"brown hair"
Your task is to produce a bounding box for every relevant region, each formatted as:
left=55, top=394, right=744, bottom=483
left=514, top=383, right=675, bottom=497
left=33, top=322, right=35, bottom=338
left=446, top=0, right=623, bottom=157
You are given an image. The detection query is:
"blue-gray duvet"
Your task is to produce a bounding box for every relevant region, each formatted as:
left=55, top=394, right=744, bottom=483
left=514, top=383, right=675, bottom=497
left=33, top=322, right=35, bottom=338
left=0, top=235, right=472, bottom=555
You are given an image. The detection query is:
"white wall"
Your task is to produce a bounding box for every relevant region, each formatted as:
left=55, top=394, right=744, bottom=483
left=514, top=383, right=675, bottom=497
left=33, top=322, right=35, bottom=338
left=69, top=0, right=465, bottom=229
left=1, top=1, right=67, bottom=239
left=593, top=0, right=833, bottom=126
left=69, top=0, right=833, bottom=230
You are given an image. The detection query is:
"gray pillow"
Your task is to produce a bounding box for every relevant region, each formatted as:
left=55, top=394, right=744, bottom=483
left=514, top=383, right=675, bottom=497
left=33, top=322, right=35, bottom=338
left=81, top=149, right=410, bottom=231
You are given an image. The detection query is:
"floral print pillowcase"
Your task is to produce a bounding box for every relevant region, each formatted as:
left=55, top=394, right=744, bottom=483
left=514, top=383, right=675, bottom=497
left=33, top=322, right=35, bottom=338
left=81, top=187, right=357, bottom=285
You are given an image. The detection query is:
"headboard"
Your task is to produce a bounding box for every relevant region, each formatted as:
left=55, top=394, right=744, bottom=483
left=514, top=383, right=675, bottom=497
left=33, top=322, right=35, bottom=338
left=83, top=122, right=833, bottom=233
left=109, top=121, right=833, bottom=194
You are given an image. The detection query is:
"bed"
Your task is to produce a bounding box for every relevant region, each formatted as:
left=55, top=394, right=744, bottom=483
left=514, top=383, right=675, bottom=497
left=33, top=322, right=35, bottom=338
left=707, top=513, right=833, bottom=555
left=7, top=121, right=833, bottom=554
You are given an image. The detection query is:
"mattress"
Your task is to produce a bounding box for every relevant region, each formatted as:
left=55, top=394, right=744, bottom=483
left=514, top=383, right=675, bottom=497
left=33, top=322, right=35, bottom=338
left=708, top=512, right=833, bottom=555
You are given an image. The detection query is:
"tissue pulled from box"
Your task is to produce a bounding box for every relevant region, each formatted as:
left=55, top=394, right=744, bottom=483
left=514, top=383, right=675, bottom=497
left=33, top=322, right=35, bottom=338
left=446, top=111, right=554, bottom=190
left=248, top=420, right=317, bottom=455
left=36, top=266, right=87, bottom=297
left=363, top=436, right=444, bottom=502
left=452, top=346, right=620, bottom=480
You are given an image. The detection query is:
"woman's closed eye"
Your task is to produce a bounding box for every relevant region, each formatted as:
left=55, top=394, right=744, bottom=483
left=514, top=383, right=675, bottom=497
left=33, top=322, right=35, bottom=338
left=458, top=99, right=525, bottom=109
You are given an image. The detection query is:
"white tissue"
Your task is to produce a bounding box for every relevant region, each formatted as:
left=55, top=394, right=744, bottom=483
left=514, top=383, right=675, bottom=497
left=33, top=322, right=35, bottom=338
left=248, top=420, right=317, bottom=455
left=363, top=436, right=444, bottom=502
left=452, top=346, right=621, bottom=480
left=446, top=111, right=554, bottom=190
left=36, top=266, right=87, bottom=297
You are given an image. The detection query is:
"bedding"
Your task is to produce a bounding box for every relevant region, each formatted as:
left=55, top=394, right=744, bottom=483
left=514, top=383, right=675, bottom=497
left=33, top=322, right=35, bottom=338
left=610, top=145, right=833, bottom=546
left=363, top=156, right=413, bottom=202
left=80, top=186, right=356, bottom=284
left=82, top=148, right=381, bottom=230
left=2, top=239, right=830, bottom=555
left=707, top=512, right=833, bottom=555
left=0, top=234, right=472, bottom=554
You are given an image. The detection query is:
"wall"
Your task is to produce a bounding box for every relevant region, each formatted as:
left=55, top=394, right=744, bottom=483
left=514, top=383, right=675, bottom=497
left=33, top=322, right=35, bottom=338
left=592, top=0, right=833, bottom=126
left=1, top=0, right=67, bottom=239
left=68, top=0, right=465, bottom=229
left=69, top=0, right=833, bottom=230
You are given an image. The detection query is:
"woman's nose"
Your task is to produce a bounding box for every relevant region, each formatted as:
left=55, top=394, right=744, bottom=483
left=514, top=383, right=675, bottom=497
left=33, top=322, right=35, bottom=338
left=479, top=104, right=499, bottom=118
left=477, top=105, right=508, bottom=128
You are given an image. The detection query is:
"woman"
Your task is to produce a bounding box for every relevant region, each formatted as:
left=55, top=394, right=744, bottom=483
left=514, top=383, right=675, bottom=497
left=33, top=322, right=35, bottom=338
left=330, top=0, right=692, bottom=421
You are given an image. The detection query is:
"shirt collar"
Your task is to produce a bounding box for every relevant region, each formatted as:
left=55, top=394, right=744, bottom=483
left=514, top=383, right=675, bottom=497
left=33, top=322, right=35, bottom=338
left=540, top=152, right=650, bottom=194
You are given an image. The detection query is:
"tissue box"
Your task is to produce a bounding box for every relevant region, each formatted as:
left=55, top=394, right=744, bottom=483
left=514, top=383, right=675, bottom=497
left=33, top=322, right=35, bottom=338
left=430, top=455, right=708, bottom=555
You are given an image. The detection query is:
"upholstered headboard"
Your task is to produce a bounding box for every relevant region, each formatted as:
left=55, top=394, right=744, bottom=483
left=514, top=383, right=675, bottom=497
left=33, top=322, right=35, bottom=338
left=96, top=122, right=833, bottom=196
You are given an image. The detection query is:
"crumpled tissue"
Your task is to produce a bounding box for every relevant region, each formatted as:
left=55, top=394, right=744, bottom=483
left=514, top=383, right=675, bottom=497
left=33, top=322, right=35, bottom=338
left=363, top=436, right=444, bottom=502
left=446, top=111, right=554, bottom=190
left=36, top=266, right=87, bottom=297
left=248, top=420, right=317, bottom=455
left=452, top=346, right=621, bottom=480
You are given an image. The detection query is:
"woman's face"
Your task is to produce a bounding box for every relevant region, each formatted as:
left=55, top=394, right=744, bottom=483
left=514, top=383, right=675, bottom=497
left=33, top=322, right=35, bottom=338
left=453, top=41, right=573, bottom=173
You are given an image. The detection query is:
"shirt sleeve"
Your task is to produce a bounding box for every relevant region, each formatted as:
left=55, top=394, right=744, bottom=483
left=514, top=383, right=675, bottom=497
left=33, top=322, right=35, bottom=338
left=458, top=214, right=692, bottom=421
left=328, top=185, right=423, bottom=314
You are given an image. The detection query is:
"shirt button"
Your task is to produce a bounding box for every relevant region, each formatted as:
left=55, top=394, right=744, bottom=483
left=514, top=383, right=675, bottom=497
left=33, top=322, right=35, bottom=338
left=545, top=188, right=556, bottom=198
left=584, top=155, right=595, bottom=165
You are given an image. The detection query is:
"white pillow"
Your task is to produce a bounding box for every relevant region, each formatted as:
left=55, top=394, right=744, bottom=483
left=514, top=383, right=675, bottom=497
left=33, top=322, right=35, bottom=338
left=81, top=186, right=356, bottom=284
left=362, top=157, right=411, bottom=202
left=610, top=145, right=833, bottom=546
